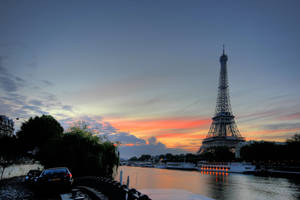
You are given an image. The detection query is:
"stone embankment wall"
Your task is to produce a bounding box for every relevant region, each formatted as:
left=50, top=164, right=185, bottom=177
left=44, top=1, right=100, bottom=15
left=0, top=163, right=43, bottom=180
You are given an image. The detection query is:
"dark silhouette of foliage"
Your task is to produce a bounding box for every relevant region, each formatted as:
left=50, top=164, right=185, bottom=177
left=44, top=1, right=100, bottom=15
left=17, top=115, right=63, bottom=151
left=138, top=154, right=152, bottom=161
left=286, top=134, right=300, bottom=161
left=287, top=134, right=300, bottom=143
left=131, top=153, right=201, bottom=163
left=240, top=134, right=300, bottom=164
left=129, top=156, right=138, bottom=161
left=0, top=135, right=22, bottom=179
left=240, top=142, right=280, bottom=161
left=199, top=146, right=235, bottom=161
left=38, top=124, right=119, bottom=177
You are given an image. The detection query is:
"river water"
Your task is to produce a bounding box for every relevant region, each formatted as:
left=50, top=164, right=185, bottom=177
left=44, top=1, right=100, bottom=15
left=116, top=166, right=300, bottom=200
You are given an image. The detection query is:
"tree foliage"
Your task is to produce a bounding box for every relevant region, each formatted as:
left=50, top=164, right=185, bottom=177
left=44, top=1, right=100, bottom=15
left=199, top=146, right=235, bottom=162
left=240, top=134, right=300, bottom=163
left=17, top=115, right=63, bottom=151
left=38, top=123, right=119, bottom=177
left=0, top=135, right=22, bottom=179
left=130, top=153, right=202, bottom=163
left=240, top=142, right=280, bottom=161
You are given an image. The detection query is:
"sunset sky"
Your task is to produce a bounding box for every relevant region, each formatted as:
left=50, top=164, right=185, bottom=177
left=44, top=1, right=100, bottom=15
left=1, top=1, right=300, bottom=158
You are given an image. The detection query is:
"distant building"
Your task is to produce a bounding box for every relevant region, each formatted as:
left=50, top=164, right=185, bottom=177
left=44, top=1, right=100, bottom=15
left=0, top=115, right=14, bottom=137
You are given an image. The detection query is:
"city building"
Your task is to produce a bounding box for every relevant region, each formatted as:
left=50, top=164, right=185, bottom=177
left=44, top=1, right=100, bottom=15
left=0, top=115, right=14, bottom=137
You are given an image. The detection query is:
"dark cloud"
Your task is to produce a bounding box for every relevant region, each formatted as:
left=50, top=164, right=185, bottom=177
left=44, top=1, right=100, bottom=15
left=62, top=105, right=73, bottom=111
left=0, top=51, right=67, bottom=124
left=21, top=105, right=49, bottom=115
left=45, top=94, right=58, bottom=102
left=59, top=116, right=189, bottom=159
left=54, top=113, right=69, bottom=118
left=15, top=76, right=25, bottom=84
left=42, top=80, right=53, bottom=86
left=0, top=57, right=26, bottom=93
left=148, top=136, right=157, bottom=145
left=263, top=122, right=300, bottom=130
left=118, top=137, right=188, bottom=159
left=107, top=129, right=188, bottom=158
left=0, top=98, right=13, bottom=114
left=107, top=132, right=146, bottom=145
left=102, top=122, right=118, bottom=134
left=255, top=132, right=297, bottom=140
left=2, top=95, right=26, bottom=106
left=0, top=57, right=8, bottom=73
left=28, top=99, right=43, bottom=106
left=0, top=76, right=18, bottom=92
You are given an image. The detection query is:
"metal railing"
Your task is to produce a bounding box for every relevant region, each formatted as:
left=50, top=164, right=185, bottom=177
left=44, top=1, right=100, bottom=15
left=74, top=176, right=151, bottom=200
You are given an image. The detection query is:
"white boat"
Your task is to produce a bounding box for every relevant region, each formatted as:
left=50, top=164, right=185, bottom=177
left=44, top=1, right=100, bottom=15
left=166, top=162, right=196, bottom=170
left=141, top=162, right=154, bottom=167
left=197, top=162, right=255, bottom=173
left=154, top=163, right=167, bottom=169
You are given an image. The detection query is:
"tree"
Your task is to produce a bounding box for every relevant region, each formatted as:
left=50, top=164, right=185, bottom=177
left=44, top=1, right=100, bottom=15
left=0, top=136, right=20, bottom=180
left=17, top=115, right=63, bottom=152
left=129, top=156, right=138, bottom=161
left=286, top=134, right=300, bottom=161
left=199, top=146, right=235, bottom=161
left=240, top=141, right=282, bottom=161
left=38, top=124, right=119, bottom=177
left=287, top=134, right=300, bottom=143
left=138, top=154, right=152, bottom=161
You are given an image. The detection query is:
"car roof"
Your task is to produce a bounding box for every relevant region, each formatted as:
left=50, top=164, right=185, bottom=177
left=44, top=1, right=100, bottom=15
left=29, top=169, right=41, bottom=172
left=42, top=167, right=71, bottom=172
left=44, top=167, right=69, bottom=170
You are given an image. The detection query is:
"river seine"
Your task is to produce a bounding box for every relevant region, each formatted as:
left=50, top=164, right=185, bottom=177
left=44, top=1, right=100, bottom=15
left=116, top=166, right=300, bottom=200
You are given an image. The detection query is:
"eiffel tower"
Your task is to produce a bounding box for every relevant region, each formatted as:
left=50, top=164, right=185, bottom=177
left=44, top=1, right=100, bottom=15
left=198, top=47, right=245, bottom=153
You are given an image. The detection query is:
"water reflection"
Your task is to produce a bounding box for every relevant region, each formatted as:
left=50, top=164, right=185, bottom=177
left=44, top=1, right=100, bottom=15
left=116, top=166, right=300, bottom=200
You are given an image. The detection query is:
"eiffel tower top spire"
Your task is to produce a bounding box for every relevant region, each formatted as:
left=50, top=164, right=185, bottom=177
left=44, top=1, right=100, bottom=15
left=220, top=44, right=228, bottom=63
left=223, top=44, right=225, bottom=55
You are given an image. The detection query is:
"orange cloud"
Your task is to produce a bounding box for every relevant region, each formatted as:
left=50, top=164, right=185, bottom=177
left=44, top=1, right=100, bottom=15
left=104, top=116, right=211, bottom=152
left=107, top=117, right=210, bottom=135
left=122, top=143, right=135, bottom=147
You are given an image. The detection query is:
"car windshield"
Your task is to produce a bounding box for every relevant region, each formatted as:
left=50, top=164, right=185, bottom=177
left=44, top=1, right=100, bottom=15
left=42, top=168, right=68, bottom=175
left=28, top=170, right=40, bottom=176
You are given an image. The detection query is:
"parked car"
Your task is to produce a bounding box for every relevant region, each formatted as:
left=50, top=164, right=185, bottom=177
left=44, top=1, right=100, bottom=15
left=37, top=167, right=73, bottom=191
left=25, top=169, right=41, bottom=184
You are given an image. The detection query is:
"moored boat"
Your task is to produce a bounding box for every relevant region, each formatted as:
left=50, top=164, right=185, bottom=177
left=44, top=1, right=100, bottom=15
left=165, top=162, right=196, bottom=170
left=154, top=163, right=167, bottom=169
left=197, top=162, right=255, bottom=173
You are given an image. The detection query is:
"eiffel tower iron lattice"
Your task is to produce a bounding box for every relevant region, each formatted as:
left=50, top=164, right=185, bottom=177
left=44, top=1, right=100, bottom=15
left=198, top=48, right=245, bottom=153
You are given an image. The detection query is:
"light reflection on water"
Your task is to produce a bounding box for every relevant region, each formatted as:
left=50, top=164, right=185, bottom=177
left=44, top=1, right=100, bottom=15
left=116, top=166, right=300, bottom=200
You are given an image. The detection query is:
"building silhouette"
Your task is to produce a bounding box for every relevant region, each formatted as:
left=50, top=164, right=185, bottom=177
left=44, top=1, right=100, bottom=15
left=0, top=115, right=14, bottom=137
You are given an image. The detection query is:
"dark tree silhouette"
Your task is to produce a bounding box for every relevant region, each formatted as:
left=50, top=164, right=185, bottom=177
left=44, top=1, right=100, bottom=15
left=199, top=146, right=235, bottom=162
left=0, top=135, right=20, bottom=180
left=38, top=124, right=119, bottom=177
left=17, top=115, right=63, bottom=151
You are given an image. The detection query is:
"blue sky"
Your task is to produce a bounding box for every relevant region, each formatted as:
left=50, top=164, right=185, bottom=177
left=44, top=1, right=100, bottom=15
left=1, top=0, right=300, bottom=158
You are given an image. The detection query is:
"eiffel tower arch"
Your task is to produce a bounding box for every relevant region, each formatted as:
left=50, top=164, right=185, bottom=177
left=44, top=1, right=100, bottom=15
left=198, top=48, right=245, bottom=153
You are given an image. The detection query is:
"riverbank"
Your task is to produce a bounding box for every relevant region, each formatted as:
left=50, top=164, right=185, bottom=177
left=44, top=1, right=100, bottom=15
left=255, top=169, right=300, bottom=178
left=0, top=163, right=43, bottom=180
left=0, top=176, right=60, bottom=200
